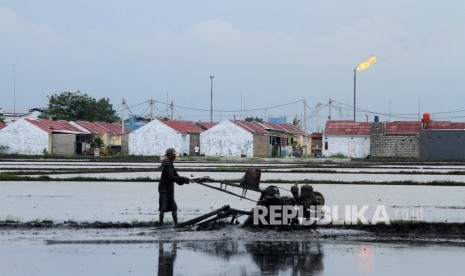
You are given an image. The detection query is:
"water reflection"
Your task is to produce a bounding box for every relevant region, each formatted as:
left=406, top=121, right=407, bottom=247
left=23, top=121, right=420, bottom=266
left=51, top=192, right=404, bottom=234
left=179, top=241, right=324, bottom=276
left=246, top=242, right=323, bottom=276
left=158, top=242, right=177, bottom=276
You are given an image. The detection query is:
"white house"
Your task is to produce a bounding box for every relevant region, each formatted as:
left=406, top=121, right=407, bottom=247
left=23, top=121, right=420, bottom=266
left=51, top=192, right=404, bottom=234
left=322, top=120, right=372, bottom=158
left=128, top=119, right=203, bottom=156
left=0, top=119, right=49, bottom=155
left=200, top=120, right=277, bottom=157
left=0, top=118, right=84, bottom=155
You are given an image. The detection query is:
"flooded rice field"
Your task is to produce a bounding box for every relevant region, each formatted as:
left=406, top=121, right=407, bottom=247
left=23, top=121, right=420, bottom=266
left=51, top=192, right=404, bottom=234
left=0, top=240, right=463, bottom=276
left=1, top=180, right=464, bottom=223
left=1, top=160, right=465, bottom=275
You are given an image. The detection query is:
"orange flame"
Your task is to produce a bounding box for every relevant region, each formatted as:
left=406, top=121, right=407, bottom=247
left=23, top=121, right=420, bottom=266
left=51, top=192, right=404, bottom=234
left=355, top=55, right=376, bottom=71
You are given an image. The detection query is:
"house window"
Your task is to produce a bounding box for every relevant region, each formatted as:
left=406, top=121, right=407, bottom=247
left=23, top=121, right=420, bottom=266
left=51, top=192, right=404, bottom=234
left=325, top=142, right=328, bottom=150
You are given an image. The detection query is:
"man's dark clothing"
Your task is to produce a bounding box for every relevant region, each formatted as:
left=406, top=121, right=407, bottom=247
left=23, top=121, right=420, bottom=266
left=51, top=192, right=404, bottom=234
left=158, top=159, right=186, bottom=212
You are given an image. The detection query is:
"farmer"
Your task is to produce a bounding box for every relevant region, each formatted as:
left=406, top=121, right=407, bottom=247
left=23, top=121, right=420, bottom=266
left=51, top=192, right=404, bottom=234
left=158, top=147, right=190, bottom=226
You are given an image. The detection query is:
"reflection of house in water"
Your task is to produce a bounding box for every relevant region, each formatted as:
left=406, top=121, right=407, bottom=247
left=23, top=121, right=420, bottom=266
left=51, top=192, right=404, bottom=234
left=158, top=242, right=177, bottom=276
left=246, top=241, right=324, bottom=275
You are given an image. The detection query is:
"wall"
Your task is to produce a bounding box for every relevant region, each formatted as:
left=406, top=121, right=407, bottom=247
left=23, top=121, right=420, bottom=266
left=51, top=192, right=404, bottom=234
left=419, top=129, right=465, bottom=160
left=310, top=137, right=322, bottom=156
left=371, top=135, right=419, bottom=158
left=253, top=135, right=270, bottom=157
left=0, top=119, right=49, bottom=155
left=189, top=133, right=200, bottom=156
left=121, top=134, right=129, bottom=155
left=128, top=120, right=182, bottom=156
left=369, top=122, right=418, bottom=158
left=181, top=134, right=190, bottom=156
left=322, top=135, right=370, bottom=158
left=51, top=134, right=76, bottom=156
left=200, top=120, right=253, bottom=157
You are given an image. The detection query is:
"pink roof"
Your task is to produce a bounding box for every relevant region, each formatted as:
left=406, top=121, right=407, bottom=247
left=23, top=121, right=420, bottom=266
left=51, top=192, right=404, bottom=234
left=233, top=120, right=269, bottom=135
left=196, top=122, right=219, bottom=130
left=161, top=120, right=203, bottom=134
left=428, top=121, right=465, bottom=130
left=324, top=120, right=372, bottom=136
left=386, top=121, right=422, bottom=135
left=0, top=122, right=6, bottom=130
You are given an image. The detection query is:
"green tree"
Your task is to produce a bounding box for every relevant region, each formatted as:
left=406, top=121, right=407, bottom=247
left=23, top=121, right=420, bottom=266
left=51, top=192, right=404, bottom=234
left=44, top=91, right=119, bottom=122
left=245, top=117, right=264, bottom=123
left=0, top=115, right=5, bottom=123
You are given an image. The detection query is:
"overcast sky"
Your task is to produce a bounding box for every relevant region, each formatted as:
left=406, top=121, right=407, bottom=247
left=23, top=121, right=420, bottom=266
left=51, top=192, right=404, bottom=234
left=1, top=0, right=464, bottom=131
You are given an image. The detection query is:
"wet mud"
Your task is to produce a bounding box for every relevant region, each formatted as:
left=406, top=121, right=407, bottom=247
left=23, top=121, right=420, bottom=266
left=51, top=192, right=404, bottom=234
left=2, top=220, right=465, bottom=246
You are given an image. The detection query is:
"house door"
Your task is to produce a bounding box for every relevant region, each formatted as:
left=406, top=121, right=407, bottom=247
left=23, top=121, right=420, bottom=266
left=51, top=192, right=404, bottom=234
left=348, top=140, right=355, bottom=157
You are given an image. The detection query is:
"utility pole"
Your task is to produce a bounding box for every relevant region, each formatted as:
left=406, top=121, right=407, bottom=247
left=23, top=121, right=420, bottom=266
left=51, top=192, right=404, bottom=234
left=121, top=98, right=126, bottom=135
left=240, top=92, right=243, bottom=120
left=170, top=101, right=174, bottom=120
left=316, top=103, right=320, bottom=132
left=303, top=100, right=307, bottom=156
left=328, top=98, right=333, bottom=120
left=353, top=69, right=356, bottom=122
left=210, top=75, right=214, bottom=123
left=13, top=64, right=16, bottom=122
left=121, top=98, right=126, bottom=154
left=149, top=98, right=154, bottom=121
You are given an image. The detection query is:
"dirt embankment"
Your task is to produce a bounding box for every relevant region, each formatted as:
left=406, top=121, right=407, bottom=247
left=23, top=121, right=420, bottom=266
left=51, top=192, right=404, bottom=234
left=1, top=220, right=464, bottom=243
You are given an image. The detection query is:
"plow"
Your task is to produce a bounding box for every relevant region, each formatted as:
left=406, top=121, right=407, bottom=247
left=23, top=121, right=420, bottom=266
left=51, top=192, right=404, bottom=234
left=176, top=168, right=325, bottom=229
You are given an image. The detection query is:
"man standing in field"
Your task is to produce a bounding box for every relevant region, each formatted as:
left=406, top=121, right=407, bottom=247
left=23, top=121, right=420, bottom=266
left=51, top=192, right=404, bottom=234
left=158, top=148, right=190, bottom=226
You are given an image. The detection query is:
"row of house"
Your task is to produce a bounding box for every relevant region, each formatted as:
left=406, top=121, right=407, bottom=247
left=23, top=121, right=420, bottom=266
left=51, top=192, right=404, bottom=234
left=0, top=118, right=315, bottom=158
left=5, top=117, right=464, bottom=160
left=128, top=119, right=314, bottom=157
left=323, top=120, right=465, bottom=160
left=0, top=119, right=129, bottom=155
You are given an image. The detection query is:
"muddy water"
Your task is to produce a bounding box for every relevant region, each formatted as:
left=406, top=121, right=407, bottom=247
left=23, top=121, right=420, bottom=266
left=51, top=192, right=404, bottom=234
left=0, top=240, right=463, bottom=276
left=1, top=181, right=464, bottom=223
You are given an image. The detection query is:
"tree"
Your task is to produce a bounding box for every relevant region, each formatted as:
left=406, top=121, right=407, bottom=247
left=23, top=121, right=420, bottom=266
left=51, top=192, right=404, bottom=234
left=0, top=115, right=5, bottom=123
left=293, top=117, right=301, bottom=128
left=245, top=117, right=264, bottom=123
left=44, top=91, right=120, bottom=122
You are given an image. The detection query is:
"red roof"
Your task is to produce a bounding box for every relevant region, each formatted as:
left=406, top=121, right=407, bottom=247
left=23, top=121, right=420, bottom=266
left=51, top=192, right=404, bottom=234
left=310, top=132, right=322, bottom=138
left=428, top=121, right=465, bottom=130
left=262, top=122, right=307, bottom=136
left=24, top=119, right=86, bottom=134
left=195, top=121, right=219, bottom=130
left=0, top=122, right=6, bottom=130
left=75, top=121, right=113, bottom=135
left=96, top=122, right=131, bottom=134
left=386, top=121, right=421, bottom=135
left=26, top=119, right=53, bottom=133
left=233, top=120, right=269, bottom=135
left=161, top=120, right=203, bottom=134
left=324, top=120, right=372, bottom=136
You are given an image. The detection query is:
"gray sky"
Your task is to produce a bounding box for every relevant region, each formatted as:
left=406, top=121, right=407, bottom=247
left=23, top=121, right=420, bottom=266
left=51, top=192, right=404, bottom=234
left=1, top=0, right=464, bottom=131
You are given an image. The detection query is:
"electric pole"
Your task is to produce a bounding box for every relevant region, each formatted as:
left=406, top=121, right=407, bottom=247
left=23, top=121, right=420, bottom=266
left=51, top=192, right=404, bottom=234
left=303, top=100, right=307, bottom=156
left=210, top=75, right=214, bottom=123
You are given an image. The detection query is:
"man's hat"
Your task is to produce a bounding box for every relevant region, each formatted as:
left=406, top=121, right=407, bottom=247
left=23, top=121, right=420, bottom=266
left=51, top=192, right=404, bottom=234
left=166, top=148, right=176, bottom=155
